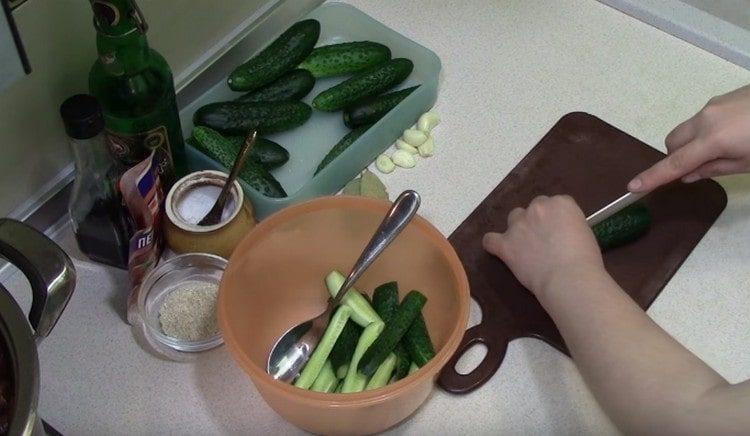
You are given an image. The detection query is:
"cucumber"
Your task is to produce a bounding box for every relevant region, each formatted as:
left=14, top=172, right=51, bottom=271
left=372, top=282, right=399, bottom=323
left=222, top=135, right=289, bottom=170
left=593, top=204, right=652, bottom=250
left=329, top=319, right=362, bottom=377
left=393, top=343, right=411, bottom=380
left=295, top=305, right=352, bottom=389
left=311, top=360, right=338, bottom=393
left=314, top=125, right=371, bottom=175
left=312, top=58, right=414, bottom=112
left=358, top=291, right=427, bottom=377
left=237, top=69, right=315, bottom=103
left=408, top=362, right=419, bottom=375
left=365, top=353, right=397, bottom=391
left=299, top=41, right=392, bottom=78
left=342, top=321, right=384, bottom=393
left=325, top=270, right=381, bottom=327
left=403, top=313, right=435, bottom=367
left=194, top=101, right=312, bottom=135
left=343, top=86, right=419, bottom=128
left=227, top=19, right=320, bottom=92
left=191, top=126, right=286, bottom=198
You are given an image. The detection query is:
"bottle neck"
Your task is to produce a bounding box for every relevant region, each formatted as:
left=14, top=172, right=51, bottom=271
left=91, top=0, right=150, bottom=75
left=69, top=134, right=115, bottom=183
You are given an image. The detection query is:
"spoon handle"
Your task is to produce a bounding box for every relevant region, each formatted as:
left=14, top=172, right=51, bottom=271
left=331, top=190, right=421, bottom=307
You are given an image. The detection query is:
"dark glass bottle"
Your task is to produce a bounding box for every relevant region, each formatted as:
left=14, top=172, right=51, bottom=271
left=88, top=0, right=185, bottom=189
left=61, top=94, right=131, bottom=269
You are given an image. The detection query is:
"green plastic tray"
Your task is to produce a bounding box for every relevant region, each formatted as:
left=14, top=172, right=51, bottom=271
left=180, top=2, right=441, bottom=219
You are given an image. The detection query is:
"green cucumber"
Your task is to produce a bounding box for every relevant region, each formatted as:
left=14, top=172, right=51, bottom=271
left=223, top=135, right=289, bottom=170
left=336, top=363, right=349, bottom=380
left=191, top=126, right=286, bottom=198
left=227, top=19, right=320, bottom=91
left=325, top=270, right=381, bottom=327
left=295, top=305, right=352, bottom=389
left=343, top=86, right=419, bottom=128
left=194, top=101, right=312, bottom=135
left=329, top=319, right=362, bottom=377
left=314, top=125, right=371, bottom=175
left=393, top=343, right=411, bottom=380
left=237, top=69, right=315, bottom=103
left=365, top=353, right=397, bottom=391
left=299, top=41, right=391, bottom=78
left=312, top=58, right=414, bottom=112
left=403, top=313, right=435, bottom=367
left=372, top=282, right=399, bottom=322
left=358, top=291, right=427, bottom=377
left=408, top=362, right=419, bottom=375
left=593, top=204, right=652, bottom=250
left=342, top=321, right=384, bottom=393
left=311, top=360, right=338, bottom=393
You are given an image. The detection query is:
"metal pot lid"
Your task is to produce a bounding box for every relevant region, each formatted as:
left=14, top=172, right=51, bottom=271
left=0, top=283, right=39, bottom=436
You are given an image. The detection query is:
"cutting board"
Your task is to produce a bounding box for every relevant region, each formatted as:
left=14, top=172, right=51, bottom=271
left=437, top=112, right=727, bottom=394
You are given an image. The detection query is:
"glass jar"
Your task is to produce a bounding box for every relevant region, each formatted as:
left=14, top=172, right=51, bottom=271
left=60, top=94, right=131, bottom=268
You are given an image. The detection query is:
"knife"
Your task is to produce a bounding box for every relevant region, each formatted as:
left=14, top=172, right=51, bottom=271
left=586, top=191, right=646, bottom=227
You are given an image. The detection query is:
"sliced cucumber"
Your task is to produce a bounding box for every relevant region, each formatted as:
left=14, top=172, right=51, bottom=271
left=365, top=353, right=397, bottom=391
left=372, top=281, right=399, bottom=322
left=393, top=343, right=411, bottom=380
left=294, top=305, right=352, bottom=389
left=342, top=321, right=384, bottom=393
left=325, top=270, right=381, bottom=327
left=403, top=313, right=435, bottom=367
left=329, top=319, right=362, bottom=377
left=408, top=362, right=419, bottom=375
left=311, top=360, right=337, bottom=393
left=358, top=291, right=427, bottom=377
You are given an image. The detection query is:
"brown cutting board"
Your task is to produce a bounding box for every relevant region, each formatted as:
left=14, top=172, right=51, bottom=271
left=438, top=112, right=727, bottom=394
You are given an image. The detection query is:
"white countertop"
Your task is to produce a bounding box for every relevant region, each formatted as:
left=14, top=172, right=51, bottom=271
left=7, top=0, right=750, bottom=434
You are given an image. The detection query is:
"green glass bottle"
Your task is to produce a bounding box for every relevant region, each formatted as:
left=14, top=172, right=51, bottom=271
left=88, top=0, right=185, bottom=188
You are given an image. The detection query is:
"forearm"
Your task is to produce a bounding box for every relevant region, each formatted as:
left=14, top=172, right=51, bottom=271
left=538, top=265, right=728, bottom=435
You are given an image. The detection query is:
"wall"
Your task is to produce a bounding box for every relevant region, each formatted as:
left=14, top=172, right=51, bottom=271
left=0, top=0, right=276, bottom=218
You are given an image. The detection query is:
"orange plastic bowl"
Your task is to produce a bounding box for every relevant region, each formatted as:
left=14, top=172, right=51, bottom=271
left=218, top=195, right=470, bottom=435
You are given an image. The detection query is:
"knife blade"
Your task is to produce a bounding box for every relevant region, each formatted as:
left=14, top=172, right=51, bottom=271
left=586, top=191, right=646, bottom=227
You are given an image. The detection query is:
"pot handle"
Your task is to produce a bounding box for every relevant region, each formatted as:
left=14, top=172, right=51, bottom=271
left=0, top=218, right=76, bottom=343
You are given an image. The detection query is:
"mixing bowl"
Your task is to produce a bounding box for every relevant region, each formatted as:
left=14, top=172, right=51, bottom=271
left=218, top=195, right=470, bottom=435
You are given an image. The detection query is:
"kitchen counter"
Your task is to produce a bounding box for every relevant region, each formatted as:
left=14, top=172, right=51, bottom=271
left=6, top=0, right=750, bottom=434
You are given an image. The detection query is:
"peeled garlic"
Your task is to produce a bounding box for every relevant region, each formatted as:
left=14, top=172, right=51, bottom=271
left=396, top=139, right=419, bottom=154
left=402, top=129, right=427, bottom=147
left=375, top=154, right=395, bottom=174
left=418, top=135, right=434, bottom=157
left=392, top=150, right=416, bottom=168
left=417, top=111, right=440, bottom=133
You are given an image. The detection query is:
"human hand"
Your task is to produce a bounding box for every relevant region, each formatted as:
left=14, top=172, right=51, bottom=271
left=482, top=195, right=604, bottom=297
left=629, top=85, right=750, bottom=193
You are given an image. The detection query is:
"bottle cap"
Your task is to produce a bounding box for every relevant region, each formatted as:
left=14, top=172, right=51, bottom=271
left=60, top=94, right=105, bottom=140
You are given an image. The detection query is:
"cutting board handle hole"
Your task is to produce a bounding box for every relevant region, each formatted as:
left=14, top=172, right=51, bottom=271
left=454, top=343, right=488, bottom=375
left=468, top=297, right=482, bottom=328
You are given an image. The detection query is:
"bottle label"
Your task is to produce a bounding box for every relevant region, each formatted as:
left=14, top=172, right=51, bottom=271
left=105, top=125, right=175, bottom=186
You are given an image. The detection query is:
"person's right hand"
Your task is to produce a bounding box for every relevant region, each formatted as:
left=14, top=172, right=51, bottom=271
left=629, top=84, right=750, bottom=193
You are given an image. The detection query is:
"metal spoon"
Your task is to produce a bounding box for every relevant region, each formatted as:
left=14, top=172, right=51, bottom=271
left=198, top=130, right=257, bottom=226
left=267, top=190, right=422, bottom=382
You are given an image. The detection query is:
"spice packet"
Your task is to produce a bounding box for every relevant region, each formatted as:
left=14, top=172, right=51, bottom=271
left=119, top=150, right=164, bottom=325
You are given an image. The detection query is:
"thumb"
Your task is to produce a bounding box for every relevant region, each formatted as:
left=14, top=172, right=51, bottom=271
left=482, top=232, right=506, bottom=259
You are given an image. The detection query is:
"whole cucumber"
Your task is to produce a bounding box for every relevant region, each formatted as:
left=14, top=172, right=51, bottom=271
left=227, top=19, right=320, bottom=92
left=343, top=85, right=419, bottom=128
left=236, top=69, right=315, bottom=103
left=299, top=41, right=391, bottom=78
left=193, top=101, right=312, bottom=135
left=224, top=135, right=289, bottom=170
left=314, top=125, right=371, bottom=175
left=312, top=58, right=414, bottom=112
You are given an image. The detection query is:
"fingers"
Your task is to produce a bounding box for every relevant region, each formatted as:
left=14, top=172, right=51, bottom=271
left=681, top=158, right=745, bottom=183
left=508, top=207, right=525, bottom=225
left=665, top=115, right=697, bottom=152
left=628, top=139, right=714, bottom=192
left=482, top=232, right=505, bottom=259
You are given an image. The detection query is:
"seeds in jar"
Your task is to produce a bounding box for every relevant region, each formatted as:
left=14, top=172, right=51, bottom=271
left=158, top=281, right=219, bottom=341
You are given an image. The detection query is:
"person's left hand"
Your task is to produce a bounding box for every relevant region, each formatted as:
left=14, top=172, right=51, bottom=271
left=482, top=195, right=605, bottom=297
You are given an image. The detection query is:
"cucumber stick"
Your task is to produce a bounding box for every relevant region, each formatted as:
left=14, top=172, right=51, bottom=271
left=325, top=270, right=381, bottom=327
left=228, top=19, right=320, bottom=91
left=403, top=313, right=435, bottom=367
left=593, top=204, right=651, bottom=250
left=315, top=125, right=371, bottom=175
left=329, top=319, right=361, bottom=377
left=336, top=363, right=349, bottom=380
left=372, top=281, right=411, bottom=380
left=311, top=360, right=337, bottom=393
left=358, top=291, right=427, bottom=377
left=295, top=305, right=352, bottom=389
left=342, top=321, right=384, bottom=393
left=408, top=362, right=419, bottom=375
left=299, top=41, right=391, bottom=78
left=312, top=58, right=414, bottom=112
left=237, top=69, right=315, bottom=103
left=365, top=353, right=397, bottom=391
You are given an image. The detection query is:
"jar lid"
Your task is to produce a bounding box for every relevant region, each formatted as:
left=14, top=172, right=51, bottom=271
left=59, top=94, right=104, bottom=140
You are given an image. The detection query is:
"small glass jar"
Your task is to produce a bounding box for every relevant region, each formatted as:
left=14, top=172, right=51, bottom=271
left=164, top=170, right=255, bottom=259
